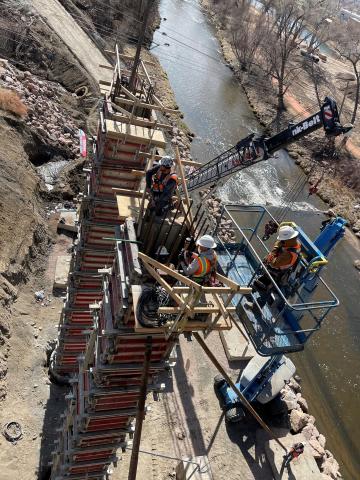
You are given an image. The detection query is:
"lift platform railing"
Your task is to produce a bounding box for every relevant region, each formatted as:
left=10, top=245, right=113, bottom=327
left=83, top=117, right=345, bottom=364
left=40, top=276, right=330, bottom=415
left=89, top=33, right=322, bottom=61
left=214, top=205, right=339, bottom=355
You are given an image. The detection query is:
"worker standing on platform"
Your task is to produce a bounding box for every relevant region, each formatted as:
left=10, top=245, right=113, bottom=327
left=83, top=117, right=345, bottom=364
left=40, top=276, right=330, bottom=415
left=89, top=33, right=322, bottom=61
left=263, top=225, right=302, bottom=278
left=246, top=225, right=302, bottom=309
left=180, top=235, right=218, bottom=285
left=146, top=156, right=178, bottom=216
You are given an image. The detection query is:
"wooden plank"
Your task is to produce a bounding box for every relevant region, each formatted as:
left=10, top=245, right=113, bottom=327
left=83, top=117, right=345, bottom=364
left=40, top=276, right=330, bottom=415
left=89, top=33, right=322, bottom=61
left=120, top=85, right=138, bottom=101
left=159, top=307, right=221, bottom=314
left=138, top=252, right=202, bottom=291
left=104, top=119, right=167, bottom=147
left=131, top=170, right=146, bottom=178
left=99, top=64, right=114, bottom=71
left=132, top=285, right=230, bottom=333
left=137, top=153, right=154, bottom=236
left=175, top=145, right=193, bottom=228
left=115, top=43, right=121, bottom=80
left=104, top=51, right=156, bottom=66
left=115, top=96, right=180, bottom=114
left=140, top=263, right=187, bottom=309
left=216, top=272, right=252, bottom=292
left=152, top=94, right=165, bottom=109
left=213, top=294, right=228, bottom=319
left=110, top=101, right=131, bottom=117
left=140, top=60, right=153, bottom=86
left=108, top=108, right=172, bottom=130
left=180, top=159, right=202, bottom=168
left=114, top=189, right=144, bottom=198
left=173, top=286, right=232, bottom=294
left=139, top=151, right=202, bottom=168
left=116, top=195, right=148, bottom=221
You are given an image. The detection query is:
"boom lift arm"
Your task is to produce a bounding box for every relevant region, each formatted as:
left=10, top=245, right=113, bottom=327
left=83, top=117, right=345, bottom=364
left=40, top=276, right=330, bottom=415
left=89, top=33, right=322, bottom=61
left=185, top=97, right=352, bottom=192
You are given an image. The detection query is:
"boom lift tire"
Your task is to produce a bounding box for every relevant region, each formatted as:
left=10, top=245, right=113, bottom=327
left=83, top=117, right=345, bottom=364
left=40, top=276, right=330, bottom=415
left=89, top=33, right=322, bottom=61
left=225, top=406, right=245, bottom=423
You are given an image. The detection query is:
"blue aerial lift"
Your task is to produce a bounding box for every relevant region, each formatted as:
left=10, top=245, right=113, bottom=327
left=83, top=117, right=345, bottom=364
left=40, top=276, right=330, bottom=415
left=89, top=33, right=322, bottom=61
left=181, top=97, right=351, bottom=423
left=214, top=207, right=346, bottom=422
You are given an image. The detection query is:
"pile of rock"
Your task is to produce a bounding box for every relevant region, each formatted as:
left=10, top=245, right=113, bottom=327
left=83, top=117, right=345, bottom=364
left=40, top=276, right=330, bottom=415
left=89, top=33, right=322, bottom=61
left=199, top=190, right=237, bottom=243
left=170, top=125, right=195, bottom=165
left=0, top=60, right=79, bottom=158
left=281, top=377, right=342, bottom=479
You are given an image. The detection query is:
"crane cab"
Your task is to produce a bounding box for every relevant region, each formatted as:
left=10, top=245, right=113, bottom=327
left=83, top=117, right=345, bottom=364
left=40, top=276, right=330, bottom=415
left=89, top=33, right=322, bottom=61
left=215, top=205, right=342, bottom=356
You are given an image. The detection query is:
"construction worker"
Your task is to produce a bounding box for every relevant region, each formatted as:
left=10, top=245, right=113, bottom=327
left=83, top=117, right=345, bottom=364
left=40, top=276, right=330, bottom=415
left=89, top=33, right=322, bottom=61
left=263, top=225, right=301, bottom=275
left=283, top=442, right=306, bottom=467
left=180, top=235, right=217, bottom=285
left=246, top=225, right=301, bottom=309
left=146, top=156, right=178, bottom=216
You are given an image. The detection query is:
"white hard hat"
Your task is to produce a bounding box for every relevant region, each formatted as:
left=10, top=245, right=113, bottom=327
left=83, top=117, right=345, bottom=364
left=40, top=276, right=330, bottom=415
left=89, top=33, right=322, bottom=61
left=196, top=235, right=217, bottom=249
left=160, top=155, right=174, bottom=168
left=277, top=225, right=299, bottom=241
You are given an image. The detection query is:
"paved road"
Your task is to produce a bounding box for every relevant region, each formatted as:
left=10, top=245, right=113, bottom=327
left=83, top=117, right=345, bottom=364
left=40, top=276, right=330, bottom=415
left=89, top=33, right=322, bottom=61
left=32, top=0, right=112, bottom=84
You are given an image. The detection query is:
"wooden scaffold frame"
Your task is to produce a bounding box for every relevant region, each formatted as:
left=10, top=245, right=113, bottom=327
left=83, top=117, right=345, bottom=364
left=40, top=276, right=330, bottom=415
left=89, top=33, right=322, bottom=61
left=138, top=252, right=252, bottom=338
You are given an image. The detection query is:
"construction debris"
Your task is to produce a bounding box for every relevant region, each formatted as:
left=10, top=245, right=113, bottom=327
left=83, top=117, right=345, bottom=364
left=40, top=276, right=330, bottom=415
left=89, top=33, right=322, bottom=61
left=53, top=256, right=71, bottom=289
left=2, top=421, right=22, bottom=443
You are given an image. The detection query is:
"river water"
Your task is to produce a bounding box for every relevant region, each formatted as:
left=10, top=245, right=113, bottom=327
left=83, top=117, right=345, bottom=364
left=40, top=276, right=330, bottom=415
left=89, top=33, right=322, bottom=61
left=153, top=1, right=360, bottom=478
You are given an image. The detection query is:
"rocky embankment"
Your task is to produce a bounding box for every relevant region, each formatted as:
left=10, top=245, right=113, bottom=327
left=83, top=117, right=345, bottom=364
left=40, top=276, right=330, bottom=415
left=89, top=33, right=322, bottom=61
left=0, top=58, right=87, bottom=400
left=1, top=62, right=80, bottom=157
left=0, top=60, right=87, bottom=196
left=281, top=378, right=342, bottom=479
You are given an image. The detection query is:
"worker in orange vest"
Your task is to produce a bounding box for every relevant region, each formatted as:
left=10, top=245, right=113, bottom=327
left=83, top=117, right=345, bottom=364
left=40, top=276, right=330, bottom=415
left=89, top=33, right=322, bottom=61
left=264, top=225, right=301, bottom=273
left=180, top=235, right=218, bottom=285
left=146, top=156, right=178, bottom=216
left=246, top=225, right=302, bottom=309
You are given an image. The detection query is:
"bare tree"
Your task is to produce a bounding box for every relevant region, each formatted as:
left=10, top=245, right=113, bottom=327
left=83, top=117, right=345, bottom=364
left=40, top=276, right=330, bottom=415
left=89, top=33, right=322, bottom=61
left=258, top=0, right=335, bottom=112
left=215, top=0, right=337, bottom=112
left=334, top=21, right=360, bottom=124
left=209, top=0, right=239, bottom=27
left=229, top=1, right=267, bottom=72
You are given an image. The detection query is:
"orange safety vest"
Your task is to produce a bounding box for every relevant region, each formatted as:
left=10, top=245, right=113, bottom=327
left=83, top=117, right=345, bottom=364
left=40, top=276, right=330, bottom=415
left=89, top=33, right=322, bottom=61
left=151, top=170, right=178, bottom=193
left=276, top=242, right=302, bottom=271
left=192, top=252, right=217, bottom=281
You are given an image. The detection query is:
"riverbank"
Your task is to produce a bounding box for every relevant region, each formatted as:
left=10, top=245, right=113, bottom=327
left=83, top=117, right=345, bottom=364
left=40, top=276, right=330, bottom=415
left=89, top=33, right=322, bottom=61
left=200, top=0, right=360, bottom=240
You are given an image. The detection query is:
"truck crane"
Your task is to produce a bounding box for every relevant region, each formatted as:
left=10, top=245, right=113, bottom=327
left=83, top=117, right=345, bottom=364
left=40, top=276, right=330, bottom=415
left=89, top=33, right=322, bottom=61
left=184, top=97, right=352, bottom=193
left=180, top=97, right=351, bottom=423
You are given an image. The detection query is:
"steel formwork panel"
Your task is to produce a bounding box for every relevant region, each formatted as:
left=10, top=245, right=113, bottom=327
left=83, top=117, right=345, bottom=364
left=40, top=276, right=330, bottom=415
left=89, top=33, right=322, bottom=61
left=51, top=64, right=174, bottom=480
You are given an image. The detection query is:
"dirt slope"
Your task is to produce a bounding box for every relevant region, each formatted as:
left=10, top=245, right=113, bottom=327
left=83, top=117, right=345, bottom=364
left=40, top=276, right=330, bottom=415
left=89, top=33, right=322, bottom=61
left=0, top=113, right=48, bottom=279
left=32, top=0, right=112, bottom=83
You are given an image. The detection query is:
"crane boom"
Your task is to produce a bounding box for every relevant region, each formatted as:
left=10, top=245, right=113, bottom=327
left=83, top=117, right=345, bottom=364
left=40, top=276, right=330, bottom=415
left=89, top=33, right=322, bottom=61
left=185, top=97, right=352, bottom=192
